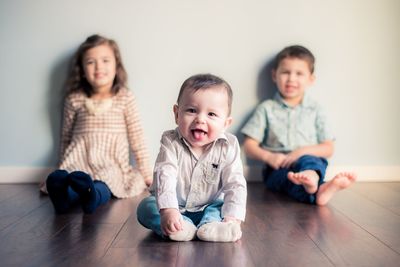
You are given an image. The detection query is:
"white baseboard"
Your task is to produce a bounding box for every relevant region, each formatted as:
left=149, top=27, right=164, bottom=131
left=0, top=167, right=53, bottom=183
left=0, top=165, right=399, bottom=183
left=243, top=165, right=400, bottom=182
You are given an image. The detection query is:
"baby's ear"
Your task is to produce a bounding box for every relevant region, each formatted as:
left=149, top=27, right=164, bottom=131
left=173, top=104, right=179, bottom=124
left=224, top=116, right=233, bottom=129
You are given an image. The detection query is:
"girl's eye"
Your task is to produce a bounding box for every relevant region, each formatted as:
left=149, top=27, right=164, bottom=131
left=86, top=60, right=94, bottom=65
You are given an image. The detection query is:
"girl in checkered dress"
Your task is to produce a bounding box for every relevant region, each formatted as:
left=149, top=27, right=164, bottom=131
left=42, top=34, right=152, bottom=214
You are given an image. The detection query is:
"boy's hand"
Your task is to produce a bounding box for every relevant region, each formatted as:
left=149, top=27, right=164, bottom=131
left=281, top=148, right=305, bottom=168
left=267, top=153, right=287, bottom=170
left=160, top=208, right=183, bottom=236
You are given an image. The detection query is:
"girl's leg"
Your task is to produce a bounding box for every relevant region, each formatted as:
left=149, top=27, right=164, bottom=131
left=47, top=170, right=78, bottom=213
left=69, top=171, right=111, bottom=214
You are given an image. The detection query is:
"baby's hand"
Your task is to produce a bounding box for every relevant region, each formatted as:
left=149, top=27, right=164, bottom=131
left=268, top=153, right=287, bottom=170
left=160, top=208, right=183, bottom=236
left=223, top=216, right=241, bottom=225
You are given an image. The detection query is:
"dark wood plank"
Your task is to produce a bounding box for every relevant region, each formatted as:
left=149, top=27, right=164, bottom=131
left=243, top=184, right=334, bottom=267
left=176, top=240, right=255, bottom=267
left=0, top=184, right=34, bottom=203
left=0, top=184, right=48, bottom=231
left=101, top=242, right=179, bottom=267
left=294, top=203, right=400, bottom=266
left=330, top=186, right=400, bottom=254
left=350, top=182, right=400, bottom=215
left=1, top=182, right=400, bottom=267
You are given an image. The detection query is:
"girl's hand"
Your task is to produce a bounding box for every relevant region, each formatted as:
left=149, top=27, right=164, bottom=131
left=144, top=176, right=153, bottom=187
left=267, top=153, right=287, bottom=170
left=160, top=208, right=182, bottom=236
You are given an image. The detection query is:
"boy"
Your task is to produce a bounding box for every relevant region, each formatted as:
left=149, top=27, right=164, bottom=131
left=137, top=74, right=247, bottom=242
left=241, top=45, right=356, bottom=205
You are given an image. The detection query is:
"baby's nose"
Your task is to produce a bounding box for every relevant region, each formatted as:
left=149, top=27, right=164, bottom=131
left=195, top=114, right=206, bottom=123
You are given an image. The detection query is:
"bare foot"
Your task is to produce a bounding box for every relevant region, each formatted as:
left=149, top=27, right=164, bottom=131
left=316, top=172, right=357, bottom=206
left=287, top=170, right=319, bottom=194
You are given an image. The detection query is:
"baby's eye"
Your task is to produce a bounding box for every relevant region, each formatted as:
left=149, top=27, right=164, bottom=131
left=186, top=108, right=196, bottom=113
left=296, top=71, right=304, bottom=76
left=208, top=112, right=218, bottom=117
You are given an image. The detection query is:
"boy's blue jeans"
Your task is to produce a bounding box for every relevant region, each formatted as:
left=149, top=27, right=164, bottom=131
left=263, top=155, right=328, bottom=204
left=136, top=196, right=224, bottom=237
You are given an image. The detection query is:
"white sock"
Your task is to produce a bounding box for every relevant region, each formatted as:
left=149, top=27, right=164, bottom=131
left=197, top=221, right=242, bottom=242
left=169, top=220, right=197, bottom=241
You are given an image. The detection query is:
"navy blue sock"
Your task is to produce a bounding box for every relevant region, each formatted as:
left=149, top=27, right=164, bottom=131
left=46, top=170, right=70, bottom=213
left=68, top=171, right=98, bottom=214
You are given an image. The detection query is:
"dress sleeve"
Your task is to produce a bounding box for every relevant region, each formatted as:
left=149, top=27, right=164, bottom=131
left=124, top=91, right=152, bottom=181
left=59, top=95, right=76, bottom=163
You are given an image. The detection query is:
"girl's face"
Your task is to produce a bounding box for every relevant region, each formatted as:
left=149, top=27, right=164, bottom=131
left=82, top=44, right=117, bottom=95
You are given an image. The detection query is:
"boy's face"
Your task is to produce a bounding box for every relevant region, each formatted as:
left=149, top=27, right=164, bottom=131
left=83, top=44, right=117, bottom=94
left=272, top=57, right=315, bottom=105
left=173, top=86, right=232, bottom=153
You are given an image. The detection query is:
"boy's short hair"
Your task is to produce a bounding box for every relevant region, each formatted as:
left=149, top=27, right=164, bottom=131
left=177, top=74, right=233, bottom=115
left=273, top=45, right=315, bottom=73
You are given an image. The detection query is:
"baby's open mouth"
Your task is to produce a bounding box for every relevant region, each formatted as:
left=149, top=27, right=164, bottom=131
left=191, top=129, right=207, bottom=141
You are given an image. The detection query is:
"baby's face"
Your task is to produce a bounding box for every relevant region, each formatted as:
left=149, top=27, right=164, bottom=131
left=273, top=57, right=315, bottom=105
left=174, top=86, right=232, bottom=154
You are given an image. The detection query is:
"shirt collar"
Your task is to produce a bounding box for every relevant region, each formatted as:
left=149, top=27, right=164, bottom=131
left=274, top=92, right=312, bottom=108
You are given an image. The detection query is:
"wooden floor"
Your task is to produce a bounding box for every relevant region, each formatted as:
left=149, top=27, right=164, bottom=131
left=1, top=182, right=400, bottom=267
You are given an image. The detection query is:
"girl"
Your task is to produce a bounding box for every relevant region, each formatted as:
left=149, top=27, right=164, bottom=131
left=41, top=34, right=152, bottom=214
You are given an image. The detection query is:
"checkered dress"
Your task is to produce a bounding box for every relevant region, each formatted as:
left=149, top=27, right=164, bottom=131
left=43, top=88, right=150, bottom=198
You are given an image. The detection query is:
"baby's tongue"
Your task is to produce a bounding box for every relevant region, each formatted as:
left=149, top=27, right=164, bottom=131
left=193, top=130, right=206, bottom=141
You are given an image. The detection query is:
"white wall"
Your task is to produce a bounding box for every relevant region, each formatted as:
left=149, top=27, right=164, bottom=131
left=1, top=0, right=399, bottom=182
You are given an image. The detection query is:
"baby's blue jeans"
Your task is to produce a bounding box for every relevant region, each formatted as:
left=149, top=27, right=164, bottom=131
left=136, top=196, right=223, bottom=237
left=263, top=155, right=328, bottom=204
